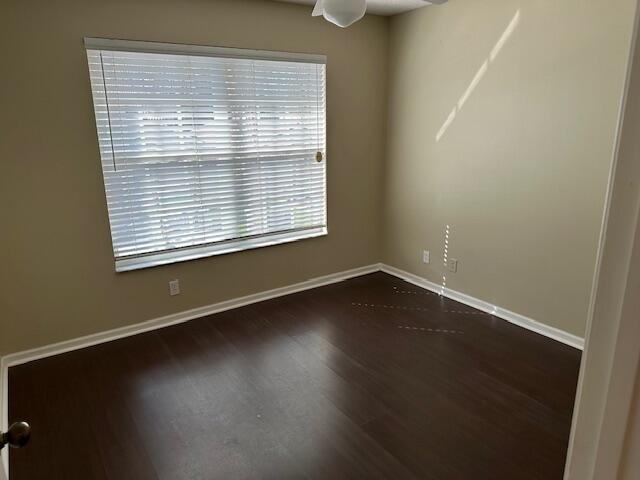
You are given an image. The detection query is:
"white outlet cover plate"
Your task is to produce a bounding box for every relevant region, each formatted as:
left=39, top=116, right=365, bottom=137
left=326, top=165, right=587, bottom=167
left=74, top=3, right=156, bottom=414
left=169, top=280, right=180, bottom=296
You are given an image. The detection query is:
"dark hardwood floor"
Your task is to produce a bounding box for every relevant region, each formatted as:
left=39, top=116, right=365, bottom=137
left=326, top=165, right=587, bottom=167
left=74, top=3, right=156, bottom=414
left=9, top=272, right=581, bottom=479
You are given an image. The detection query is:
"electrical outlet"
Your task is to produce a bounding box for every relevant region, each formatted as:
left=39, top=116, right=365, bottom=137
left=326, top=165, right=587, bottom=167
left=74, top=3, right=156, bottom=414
left=169, top=279, right=180, bottom=296
left=422, top=250, right=430, bottom=264
left=447, top=258, right=458, bottom=273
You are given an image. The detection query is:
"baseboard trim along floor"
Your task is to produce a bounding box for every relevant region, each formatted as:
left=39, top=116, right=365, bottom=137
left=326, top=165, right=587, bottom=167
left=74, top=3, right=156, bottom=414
left=379, top=264, right=585, bottom=351
left=0, top=262, right=584, bottom=477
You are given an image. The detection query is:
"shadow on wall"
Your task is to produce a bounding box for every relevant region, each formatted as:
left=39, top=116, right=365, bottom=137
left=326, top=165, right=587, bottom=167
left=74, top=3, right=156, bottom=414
left=436, top=9, right=521, bottom=141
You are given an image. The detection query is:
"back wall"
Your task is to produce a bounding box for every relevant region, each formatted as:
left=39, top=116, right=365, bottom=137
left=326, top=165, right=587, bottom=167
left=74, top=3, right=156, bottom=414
left=0, top=0, right=389, bottom=355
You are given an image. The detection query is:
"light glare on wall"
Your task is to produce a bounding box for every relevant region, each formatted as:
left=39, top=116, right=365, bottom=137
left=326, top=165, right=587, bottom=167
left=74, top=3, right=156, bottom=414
left=436, top=10, right=521, bottom=142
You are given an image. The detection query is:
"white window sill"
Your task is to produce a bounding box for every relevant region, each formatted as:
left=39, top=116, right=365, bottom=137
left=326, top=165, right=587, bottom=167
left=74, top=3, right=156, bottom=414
left=115, top=227, right=327, bottom=272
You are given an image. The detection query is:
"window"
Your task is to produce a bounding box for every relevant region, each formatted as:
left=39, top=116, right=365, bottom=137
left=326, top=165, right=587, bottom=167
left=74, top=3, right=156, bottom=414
left=85, top=38, right=327, bottom=272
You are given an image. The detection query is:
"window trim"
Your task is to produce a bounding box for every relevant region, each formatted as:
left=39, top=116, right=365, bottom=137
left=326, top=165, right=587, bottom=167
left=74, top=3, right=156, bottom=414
left=85, top=38, right=328, bottom=272
left=83, top=37, right=326, bottom=65
left=115, top=226, right=328, bottom=272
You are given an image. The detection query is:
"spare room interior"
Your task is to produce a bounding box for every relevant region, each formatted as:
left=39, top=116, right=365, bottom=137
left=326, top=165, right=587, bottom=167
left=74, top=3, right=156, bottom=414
left=1, top=0, right=640, bottom=479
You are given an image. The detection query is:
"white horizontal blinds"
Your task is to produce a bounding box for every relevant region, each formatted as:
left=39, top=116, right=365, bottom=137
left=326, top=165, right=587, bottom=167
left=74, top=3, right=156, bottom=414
left=87, top=47, right=326, bottom=260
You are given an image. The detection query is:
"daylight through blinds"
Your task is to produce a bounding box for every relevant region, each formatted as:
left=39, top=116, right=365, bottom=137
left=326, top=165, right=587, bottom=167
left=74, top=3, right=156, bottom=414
left=86, top=43, right=326, bottom=268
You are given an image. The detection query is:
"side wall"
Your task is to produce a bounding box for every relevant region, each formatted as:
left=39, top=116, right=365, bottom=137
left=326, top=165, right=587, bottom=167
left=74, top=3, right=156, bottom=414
left=384, top=0, right=635, bottom=337
left=0, top=0, right=389, bottom=355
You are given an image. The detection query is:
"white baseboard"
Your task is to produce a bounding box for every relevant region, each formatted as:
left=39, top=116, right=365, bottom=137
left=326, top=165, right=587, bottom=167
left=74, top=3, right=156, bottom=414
left=380, top=264, right=585, bottom=350
left=0, top=261, right=583, bottom=478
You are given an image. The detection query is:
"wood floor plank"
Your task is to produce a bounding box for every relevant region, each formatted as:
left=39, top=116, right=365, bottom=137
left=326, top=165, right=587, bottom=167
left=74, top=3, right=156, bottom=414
left=8, top=273, right=581, bottom=479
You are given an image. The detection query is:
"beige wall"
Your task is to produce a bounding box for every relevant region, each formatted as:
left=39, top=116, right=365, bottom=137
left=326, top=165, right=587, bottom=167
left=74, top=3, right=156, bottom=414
left=383, top=0, right=635, bottom=337
left=0, top=0, right=636, bottom=357
left=0, top=0, right=389, bottom=356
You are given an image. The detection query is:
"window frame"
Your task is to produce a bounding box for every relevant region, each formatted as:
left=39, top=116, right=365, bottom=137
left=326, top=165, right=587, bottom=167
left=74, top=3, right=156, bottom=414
left=84, top=38, right=328, bottom=272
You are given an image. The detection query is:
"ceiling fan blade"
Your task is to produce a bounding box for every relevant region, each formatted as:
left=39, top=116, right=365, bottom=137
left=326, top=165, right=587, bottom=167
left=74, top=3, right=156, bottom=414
left=424, top=0, right=448, bottom=4
left=312, top=0, right=324, bottom=16
left=320, top=0, right=366, bottom=27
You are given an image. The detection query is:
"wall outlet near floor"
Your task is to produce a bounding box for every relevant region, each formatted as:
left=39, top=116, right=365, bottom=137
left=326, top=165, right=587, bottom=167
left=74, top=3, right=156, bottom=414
left=422, top=250, right=430, bottom=264
left=169, top=279, right=181, bottom=296
left=447, top=258, right=458, bottom=273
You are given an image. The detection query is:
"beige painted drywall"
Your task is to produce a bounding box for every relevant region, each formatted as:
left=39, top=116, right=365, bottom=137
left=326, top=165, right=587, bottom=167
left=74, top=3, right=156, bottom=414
left=0, top=0, right=389, bottom=356
left=383, top=0, right=636, bottom=337
left=0, top=0, right=636, bottom=358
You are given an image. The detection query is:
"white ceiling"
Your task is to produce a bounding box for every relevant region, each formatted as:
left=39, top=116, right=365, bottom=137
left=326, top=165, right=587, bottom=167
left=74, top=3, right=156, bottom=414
left=270, top=0, right=436, bottom=16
